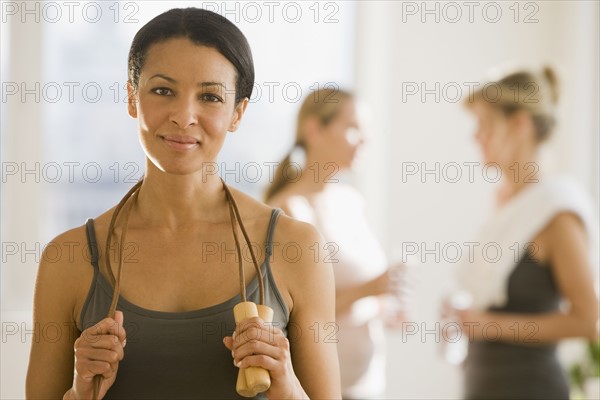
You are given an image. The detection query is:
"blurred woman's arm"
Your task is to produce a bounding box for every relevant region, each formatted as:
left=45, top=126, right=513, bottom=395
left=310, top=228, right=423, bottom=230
left=458, top=212, right=598, bottom=344
left=276, top=197, right=390, bottom=316
left=334, top=272, right=389, bottom=315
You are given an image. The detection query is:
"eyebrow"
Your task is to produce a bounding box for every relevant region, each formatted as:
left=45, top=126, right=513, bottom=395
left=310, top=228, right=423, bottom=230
left=148, top=74, right=226, bottom=89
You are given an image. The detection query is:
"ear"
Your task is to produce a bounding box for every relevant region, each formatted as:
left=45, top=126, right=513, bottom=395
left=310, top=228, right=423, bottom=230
left=228, top=98, right=249, bottom=132
left=127, top=81, right=138, bottom=119
left=302, top=116, right=322, bottom=146
left=510, top=109, right=535, bottom=140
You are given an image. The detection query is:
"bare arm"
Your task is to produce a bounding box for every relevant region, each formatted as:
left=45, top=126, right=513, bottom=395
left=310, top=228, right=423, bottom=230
left=460, top=212, right=598, bottom=344
left=26, top=228, right=126, bottom=400
left=223, top=220, right=341, bottom=399
left=277, top=198, right=389, bottom=316
left=334, top=273, right=389, bottom=315
left=26, top=232, right=83, bottom=398
left=286, top=223, right=342, bottom=399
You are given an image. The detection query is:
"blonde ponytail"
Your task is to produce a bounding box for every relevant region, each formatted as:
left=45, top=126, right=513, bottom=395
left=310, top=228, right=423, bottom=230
left=542, top=66, right=559, bottom=105
left=264, top=151, right=295, bottom=202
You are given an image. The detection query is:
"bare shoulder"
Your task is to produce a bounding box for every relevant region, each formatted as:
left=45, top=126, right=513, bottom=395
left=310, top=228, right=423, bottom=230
left=226, top=185, right=323, bottom=264
left=534, top=211, right=588, bottom=264
left=227, top=186, right=276, bottom=218
left=547, top=211, right=586, bottom=232
left=39, top=204, right=122, bottom=322
left=268, top=211, right=331, bottom=312
left=272, top=212, right=322, bottom=245
left=539, top=211, right=587, bottom=245
left=35, top=223, right=98, bottom=326
left=266, top=191, right=291, bottom=211
left=83, top=205, right=118, bottom=243
left=41, top=223, right=93, bottom=281
left=263, top=189, right=326, bottom=273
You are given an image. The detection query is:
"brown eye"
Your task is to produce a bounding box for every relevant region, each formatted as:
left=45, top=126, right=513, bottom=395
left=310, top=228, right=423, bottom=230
left=201, top=93, right=223, bottom=103
left=152, top=87, right=173, bottom=96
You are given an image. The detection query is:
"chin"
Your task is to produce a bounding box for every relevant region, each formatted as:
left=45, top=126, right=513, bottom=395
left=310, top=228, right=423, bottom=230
left=149, top=156, right=209, bottom=177
left=483, top=156, right=498, bottom=165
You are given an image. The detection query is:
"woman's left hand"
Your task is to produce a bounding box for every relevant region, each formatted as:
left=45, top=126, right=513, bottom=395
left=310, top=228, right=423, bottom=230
left=450, top=308, right=489, bottom=342
left=223, top=317, right=306, bottom=399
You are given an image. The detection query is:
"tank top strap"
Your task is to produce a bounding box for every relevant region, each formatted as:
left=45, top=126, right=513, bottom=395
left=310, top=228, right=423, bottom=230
left=265, top=208, right=283, bottom=257
left=84, top=218, right=100, bottom=271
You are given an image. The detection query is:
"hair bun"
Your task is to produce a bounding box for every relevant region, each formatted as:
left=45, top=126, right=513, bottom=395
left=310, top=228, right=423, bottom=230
left=543, top=66, right=559, bottom=104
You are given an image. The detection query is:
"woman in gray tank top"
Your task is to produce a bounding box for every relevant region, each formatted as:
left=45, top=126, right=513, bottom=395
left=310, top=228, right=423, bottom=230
left=26, top=8, right=342, bottom=399
left=449, top=66, right=598, bottom=399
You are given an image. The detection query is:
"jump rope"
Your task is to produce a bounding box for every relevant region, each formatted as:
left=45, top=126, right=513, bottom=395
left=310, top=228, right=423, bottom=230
left=91, top=178, right=272, bottom=399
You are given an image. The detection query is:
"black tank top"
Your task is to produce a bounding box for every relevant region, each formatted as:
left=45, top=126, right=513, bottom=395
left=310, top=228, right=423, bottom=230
left=78, top=208, right=289, bottom=399
left=464, top=250, right=569, bottom=399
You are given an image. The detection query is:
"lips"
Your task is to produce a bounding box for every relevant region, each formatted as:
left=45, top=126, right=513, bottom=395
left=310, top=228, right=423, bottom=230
left=161, top=134, right=200, bottom=144
left=160, top=134, right=200, bottom=151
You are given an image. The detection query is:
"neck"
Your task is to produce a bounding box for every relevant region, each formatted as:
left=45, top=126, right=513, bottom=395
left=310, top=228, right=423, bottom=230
left=294, top=152, right=342, bottom=194
left=131, top=160, right=229, bottom=230
left=497, top=150, right=540, bottom=206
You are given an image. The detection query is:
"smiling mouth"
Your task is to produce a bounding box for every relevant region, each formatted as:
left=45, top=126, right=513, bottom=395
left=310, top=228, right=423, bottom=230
left=160, top=135, right=200, bottom=151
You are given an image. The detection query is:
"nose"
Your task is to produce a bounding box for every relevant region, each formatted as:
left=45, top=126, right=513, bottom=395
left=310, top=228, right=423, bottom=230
left=169, top=95, right=198, bottom=129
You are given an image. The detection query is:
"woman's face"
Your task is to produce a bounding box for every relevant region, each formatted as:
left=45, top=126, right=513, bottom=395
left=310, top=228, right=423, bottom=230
left=128, top=38, right=247, bottom=176
left=471, top=100, right=517, bottom=168
left=319, top=99, right=363, bottom=170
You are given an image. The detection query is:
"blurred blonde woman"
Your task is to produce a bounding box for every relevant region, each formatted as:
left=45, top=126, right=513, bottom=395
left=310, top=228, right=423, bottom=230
left=265, top=89, right=400, bottom=398
left=454, top=66, right=599, bottom=399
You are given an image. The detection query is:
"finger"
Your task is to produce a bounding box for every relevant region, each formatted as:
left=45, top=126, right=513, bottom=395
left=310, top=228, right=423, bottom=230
left=86, top=335, right=126, bottom=352
left=237, top=353, right=280, bottom=373
left=76, top=359, right=114, bottom=380
left=235, top=316, right=265, bottom=334
left=234, top=319, right=280, bottom=346
left=77, top=347, right=123, bottom=365
left=114, top=310, right=124, bottom=326
left=233, top=328, right=278, bottom=353
left=233, top=339, right=287, bottom=366
left=106, top=314, right=126, bottom=343
left=440, top=301, right=453, bottom=316
left=223, top=336, right=233, bottom=351
left=233, top=329, right=288, bottom=358
left=86, top=317, right=126, bottom=343
left=457, top=309, right=471, bottom=322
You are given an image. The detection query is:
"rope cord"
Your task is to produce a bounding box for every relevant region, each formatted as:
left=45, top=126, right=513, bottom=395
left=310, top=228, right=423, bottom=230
left=91, top=178, right=263, bottom=399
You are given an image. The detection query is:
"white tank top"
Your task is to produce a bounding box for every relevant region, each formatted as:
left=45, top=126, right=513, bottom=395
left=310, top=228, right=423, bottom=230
left=286, top=184, right=388, bottom=398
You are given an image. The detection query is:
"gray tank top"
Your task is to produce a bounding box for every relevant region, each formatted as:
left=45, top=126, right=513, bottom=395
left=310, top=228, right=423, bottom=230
left=464, top=250, right=569, bottom=399
left=78, top=208, right=289, bottom=399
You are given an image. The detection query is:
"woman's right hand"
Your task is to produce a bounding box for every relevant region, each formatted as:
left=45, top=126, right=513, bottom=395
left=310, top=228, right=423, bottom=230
left=69, top=311, right=126, bottom=399
left=370, top=270, right=392, bottom=296
left=372, top=262, right=412, bottom=297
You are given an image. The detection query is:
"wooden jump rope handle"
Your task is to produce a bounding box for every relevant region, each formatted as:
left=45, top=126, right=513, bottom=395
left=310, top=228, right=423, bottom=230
left=224, top=182, right=273, bottom=397
left=234, top=303, right=274, bottom=397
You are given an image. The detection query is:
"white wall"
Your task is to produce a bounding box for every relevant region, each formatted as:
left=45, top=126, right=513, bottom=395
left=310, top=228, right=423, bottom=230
left=1, top=13, right=44, bottom=398
left=354, top=1, right=599, bottom=398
